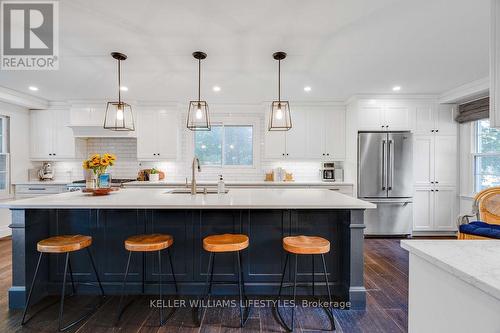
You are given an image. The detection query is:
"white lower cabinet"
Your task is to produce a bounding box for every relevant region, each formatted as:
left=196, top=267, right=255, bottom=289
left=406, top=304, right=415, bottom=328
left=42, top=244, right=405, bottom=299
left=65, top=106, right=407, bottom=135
left=413, top=187, right=457, bottom=232
left=30, top=109, right=75, bottom=160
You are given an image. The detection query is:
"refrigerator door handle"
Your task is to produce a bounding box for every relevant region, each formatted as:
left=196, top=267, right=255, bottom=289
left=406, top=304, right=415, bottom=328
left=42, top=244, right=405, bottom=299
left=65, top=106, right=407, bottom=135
left=388, top=139, right=394, bottom=190
left=381, top=140, right=386, bottom=190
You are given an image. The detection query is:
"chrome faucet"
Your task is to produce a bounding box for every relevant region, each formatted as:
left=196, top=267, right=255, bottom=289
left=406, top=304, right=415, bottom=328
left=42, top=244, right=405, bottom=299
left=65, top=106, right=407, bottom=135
left=191, top=156, right=201, bottom=194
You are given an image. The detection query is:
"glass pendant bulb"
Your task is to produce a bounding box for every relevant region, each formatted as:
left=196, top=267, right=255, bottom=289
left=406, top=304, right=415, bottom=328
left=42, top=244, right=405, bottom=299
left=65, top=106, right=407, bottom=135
left=275, top=105, right=283, bottom=120
left=116, top=105, right=124, bottom=120
left=196, top=104, right=203, bottom=119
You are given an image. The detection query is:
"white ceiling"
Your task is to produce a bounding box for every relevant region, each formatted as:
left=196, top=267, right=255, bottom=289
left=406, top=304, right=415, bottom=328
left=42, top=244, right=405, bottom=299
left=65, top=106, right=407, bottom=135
left=0, top=0, right=490, bottom=104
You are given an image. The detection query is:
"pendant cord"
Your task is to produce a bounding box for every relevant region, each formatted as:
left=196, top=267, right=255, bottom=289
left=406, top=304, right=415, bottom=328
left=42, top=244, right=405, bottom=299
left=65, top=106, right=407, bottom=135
left=198, top=58, right=201, bottom=102
left=278, top=59, right=281, bottom=102
left=118, top=60, right=121, bottom=104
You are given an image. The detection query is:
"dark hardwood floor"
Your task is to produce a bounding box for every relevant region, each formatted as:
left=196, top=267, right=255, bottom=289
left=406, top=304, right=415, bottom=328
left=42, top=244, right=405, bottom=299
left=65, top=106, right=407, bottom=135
left=0, top=237, right=409, bottom=333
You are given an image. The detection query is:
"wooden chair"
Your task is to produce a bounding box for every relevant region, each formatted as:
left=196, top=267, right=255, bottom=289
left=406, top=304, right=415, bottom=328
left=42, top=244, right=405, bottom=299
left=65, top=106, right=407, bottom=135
left=457, top=186, right=500, bottom=239
left=196, top=233, right=251, bottom=328
left=116, top=234, right=178, bottom=327
left=275, top=235, right=336, bottom=332
left=21, top=235, right=105, bottom=331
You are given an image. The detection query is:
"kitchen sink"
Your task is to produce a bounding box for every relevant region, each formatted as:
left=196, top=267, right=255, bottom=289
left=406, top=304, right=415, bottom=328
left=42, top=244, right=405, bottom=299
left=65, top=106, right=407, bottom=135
left=167, top=188, right=229, bottom=194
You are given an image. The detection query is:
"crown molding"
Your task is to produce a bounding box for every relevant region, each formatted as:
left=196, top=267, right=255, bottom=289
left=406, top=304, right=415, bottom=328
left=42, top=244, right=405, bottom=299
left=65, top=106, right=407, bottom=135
left=439, top=77, right=489, bottom=104
left=346, top=94, right=439, bottom=105
left=0, top=85, right=49, bottom=109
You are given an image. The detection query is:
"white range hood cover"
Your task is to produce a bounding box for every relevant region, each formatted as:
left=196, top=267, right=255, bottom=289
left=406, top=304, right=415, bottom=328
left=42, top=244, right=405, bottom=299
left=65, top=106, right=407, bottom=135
left=69, top=125, right=137, bottom=138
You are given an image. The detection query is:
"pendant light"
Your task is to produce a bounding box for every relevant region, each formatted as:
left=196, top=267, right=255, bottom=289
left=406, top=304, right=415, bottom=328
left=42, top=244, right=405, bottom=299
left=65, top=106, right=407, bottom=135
left=268, top=51, right=292, bottom=131
left=104, top=52, right=135, bottom=131
left=187, top=51, right=211, bottom=131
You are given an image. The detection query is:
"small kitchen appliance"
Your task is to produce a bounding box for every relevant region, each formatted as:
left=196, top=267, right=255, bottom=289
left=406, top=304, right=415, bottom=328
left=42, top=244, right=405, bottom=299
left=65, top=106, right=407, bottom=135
left=321, top=162, right=336, bottom=181
left=38, top=162, right=54, bottom=181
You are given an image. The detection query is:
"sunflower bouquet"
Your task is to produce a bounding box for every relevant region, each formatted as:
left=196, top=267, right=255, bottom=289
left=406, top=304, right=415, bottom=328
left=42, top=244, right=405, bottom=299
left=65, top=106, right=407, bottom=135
left=82, top=153, right=116, bottom=179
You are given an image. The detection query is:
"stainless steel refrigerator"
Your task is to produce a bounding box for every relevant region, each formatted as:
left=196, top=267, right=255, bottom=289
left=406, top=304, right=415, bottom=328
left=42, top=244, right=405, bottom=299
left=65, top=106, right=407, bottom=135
left=358, top=132, right=413, bottom=236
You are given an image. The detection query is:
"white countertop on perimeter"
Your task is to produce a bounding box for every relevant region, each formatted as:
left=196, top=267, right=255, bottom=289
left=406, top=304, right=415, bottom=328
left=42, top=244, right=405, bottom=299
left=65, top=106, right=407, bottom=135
left=13, top=180, right=71, bottom=186
left=0, top=188, right=375, bottom=210
left=124, top=180, right=354, bottom=187
left=401, top=240, right=500, bottom=301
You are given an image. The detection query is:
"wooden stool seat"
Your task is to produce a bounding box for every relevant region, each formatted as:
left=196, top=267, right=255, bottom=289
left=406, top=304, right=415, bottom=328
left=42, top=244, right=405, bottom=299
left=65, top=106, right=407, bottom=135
left=37, top=235, right=92, bottom=253
left=283, top=236, right=330, bottom=255
left=124, top=234, right=173, bottom=252
left=203, top=234, right=249, bottom=253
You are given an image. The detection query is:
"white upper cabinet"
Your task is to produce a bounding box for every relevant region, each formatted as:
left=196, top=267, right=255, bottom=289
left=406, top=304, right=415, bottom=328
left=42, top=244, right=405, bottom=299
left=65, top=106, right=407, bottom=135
left=30, top=109, right=75, bottom=160
left=136, top=109, right=179, bottom=161
left=413, top=135, right=434, bottom=186
left=264, top=107, right=346, bottom=160
left=414, top=104, right=457, bottom=135
left=357, top=101, right=411, bottom=131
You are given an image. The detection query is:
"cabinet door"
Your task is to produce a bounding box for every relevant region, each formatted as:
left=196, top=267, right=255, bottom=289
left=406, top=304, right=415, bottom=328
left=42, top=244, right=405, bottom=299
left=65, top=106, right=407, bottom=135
left=30, top=110, right=54, bottom=160
left=435, top=105, right=457, bottom=135
left=136, top=109, right=159, bottom=160
left=413, top=136, right=434, bottom=186
left=433, top=188, right=457, bottom=230
left=264, top=130, right=286, bottom=159
left=384, top=106, right=410, bottom=130
left=357, top=106, right=383, bottom=130
left=52, top=109, right=75, bottom=159
left=305, top=110, right=326, bottom=159
left=285, top=109, right=307, bottom=158
left=414, top=106, right=435, bottom=134
left=433, top=136, right=457, bottom=186
left=324, top=109, right=346, bottom=160
left=157, top=110, right=179, bottom=159
left=413, top=188, right=434, bottom=231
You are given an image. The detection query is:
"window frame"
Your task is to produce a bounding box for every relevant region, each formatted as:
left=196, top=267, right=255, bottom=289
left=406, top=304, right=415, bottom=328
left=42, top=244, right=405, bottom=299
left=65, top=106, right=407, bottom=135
left=472, top=119, right=500, bottom=193
left=190, top=115, right=261, bottom=170
left=0, top=116, right=10, bottom=199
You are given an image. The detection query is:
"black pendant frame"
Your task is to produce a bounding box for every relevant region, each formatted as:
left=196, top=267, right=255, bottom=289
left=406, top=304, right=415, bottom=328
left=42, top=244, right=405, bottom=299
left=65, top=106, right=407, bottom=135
left=187, top=51, right=211, bottom=131
left=104, top=52, right=135, bottom=131
left=269, top=51, right=292, bottom=131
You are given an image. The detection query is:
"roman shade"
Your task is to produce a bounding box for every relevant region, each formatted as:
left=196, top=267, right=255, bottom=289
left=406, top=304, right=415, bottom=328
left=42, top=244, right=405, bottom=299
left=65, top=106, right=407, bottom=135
left=455, top=97, right=489, bottom=123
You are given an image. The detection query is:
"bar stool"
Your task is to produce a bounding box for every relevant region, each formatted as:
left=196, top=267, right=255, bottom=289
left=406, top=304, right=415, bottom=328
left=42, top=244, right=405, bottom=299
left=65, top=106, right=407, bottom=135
left=276, top=235, right=336, bottom=332
left=116, top=234, right=178, bottom=327
left=197, top=233, right=251, bottom=328
left=21, top=235, right=105, bottom=332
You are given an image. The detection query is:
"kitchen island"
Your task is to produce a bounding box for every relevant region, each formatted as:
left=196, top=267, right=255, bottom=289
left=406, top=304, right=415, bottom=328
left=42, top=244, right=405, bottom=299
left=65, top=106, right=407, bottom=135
left=1, top=188, right=375, bottom=310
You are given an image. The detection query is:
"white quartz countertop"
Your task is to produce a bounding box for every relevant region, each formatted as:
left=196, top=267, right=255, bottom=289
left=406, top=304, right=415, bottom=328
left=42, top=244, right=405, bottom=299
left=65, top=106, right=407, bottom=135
left=13, top=181, right=70, bottom=186
left=124, top=180, right=353, bottom=187
left=401, top=240, right=500, bottom=301
left=0, top=188, right=375, bottom=210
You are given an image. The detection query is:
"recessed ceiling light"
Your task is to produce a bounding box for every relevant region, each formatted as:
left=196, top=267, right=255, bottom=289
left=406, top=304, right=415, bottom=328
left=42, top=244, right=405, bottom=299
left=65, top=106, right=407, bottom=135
left=29, top=86, right=38, bottom=91
left=212, top=86, right=221, bottom=92
left=392, top=86, right=401, bottom=91
left=304, top=86, right=312, bottom=92
left=120, top=86, right=128, bottom=91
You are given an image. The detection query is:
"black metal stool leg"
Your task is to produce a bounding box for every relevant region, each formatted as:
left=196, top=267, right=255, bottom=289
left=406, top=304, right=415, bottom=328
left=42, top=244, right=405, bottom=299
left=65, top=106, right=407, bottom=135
left=277, top=253, right=289, bottom=301
left=321, top=254, right=336, bottom=331
left=195, top=252, right=214, bottom=327
left=236, top=251, right=244, bottom=327
left=21, top=252, right=43, bottom=326
left=86, top=247, right=105, bottom=296
left=167, top=248, right=178, bottom=294
left=116, top=251, right=132, bottom=325
left=238, top=251, right=250, bottom=327
left=58, top=252, right=70, bottom=331
left=291, top=254, right=298, bottom=332
left=158, top=250, right=164, bottom=326
left=68, top=257, right=76, bottom=296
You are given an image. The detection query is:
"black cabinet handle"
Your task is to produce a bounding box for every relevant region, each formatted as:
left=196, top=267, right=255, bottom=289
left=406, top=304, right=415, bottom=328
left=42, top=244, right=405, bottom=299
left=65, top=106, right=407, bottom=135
left=436, top=130, right=439, bottom=133
left=435, top=189, right=439, bottom=192
left=286, top=153, right=289, bottom=156
left=435, top=181, right=439, bottom=184
left=326, top=153, right=330, bottom=156
left=431, top=181, right=434, bottom=184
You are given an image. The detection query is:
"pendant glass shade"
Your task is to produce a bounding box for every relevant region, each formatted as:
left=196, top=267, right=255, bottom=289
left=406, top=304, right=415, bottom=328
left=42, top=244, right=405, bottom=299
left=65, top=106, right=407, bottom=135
left=269, top=51, right=292, bottom=131
left=104, top=52, right=135, bottom=131
left=187, top=51, right=211, bottom=131
left=187, top=100, right=210, bottom=130
left=269, top=101, right=292, bottom=131
left=104, top=101, right=135, bottom=131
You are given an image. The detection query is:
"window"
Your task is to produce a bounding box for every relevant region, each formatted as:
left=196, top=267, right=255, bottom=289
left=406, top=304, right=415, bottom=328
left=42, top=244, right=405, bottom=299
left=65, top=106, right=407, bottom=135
left=473, top=119, right=500, bottom=192
left=194, top=125, right=254, bottom=167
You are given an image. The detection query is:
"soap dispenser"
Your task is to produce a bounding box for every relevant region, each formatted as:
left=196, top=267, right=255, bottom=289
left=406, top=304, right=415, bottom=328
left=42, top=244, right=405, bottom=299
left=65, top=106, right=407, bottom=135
left=217, top=175, right=225, bottom=194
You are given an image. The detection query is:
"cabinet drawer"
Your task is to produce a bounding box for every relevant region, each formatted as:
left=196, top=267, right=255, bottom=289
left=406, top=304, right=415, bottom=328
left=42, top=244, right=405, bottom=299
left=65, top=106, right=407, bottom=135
left=15, top=185, right=66, bottom=195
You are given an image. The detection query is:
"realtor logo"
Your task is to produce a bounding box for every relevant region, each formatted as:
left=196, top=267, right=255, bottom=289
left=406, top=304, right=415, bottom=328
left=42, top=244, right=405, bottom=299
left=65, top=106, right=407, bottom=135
left=1, top=1, right=59, bottom=70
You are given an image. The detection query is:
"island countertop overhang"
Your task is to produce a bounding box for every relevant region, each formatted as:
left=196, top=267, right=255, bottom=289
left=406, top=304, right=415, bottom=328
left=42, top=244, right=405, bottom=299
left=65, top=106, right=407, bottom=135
left=1, top=188, right=376, bottom=210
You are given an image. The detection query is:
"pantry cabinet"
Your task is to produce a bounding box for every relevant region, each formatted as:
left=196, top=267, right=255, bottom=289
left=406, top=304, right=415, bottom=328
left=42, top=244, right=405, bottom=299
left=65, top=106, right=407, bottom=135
left=413, top=135, right=457, bottom=187
left=136, top=109, right=179, bottom=160
left=30, top=109, right=75, bottom=160
left=414, top=104, right=456, bottom=135
left=413, top=187, right=457, bottom=231
left=264, top=107, right=346, bottom=160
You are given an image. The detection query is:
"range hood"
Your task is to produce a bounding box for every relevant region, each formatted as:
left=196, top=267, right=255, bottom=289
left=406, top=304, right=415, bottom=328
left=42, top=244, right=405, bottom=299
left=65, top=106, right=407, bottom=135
left=68, top=125, right=137, bottom=138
